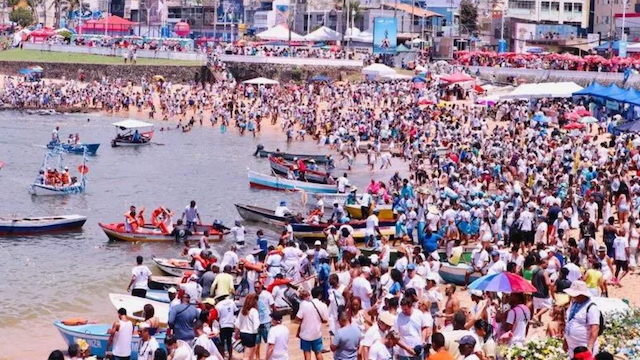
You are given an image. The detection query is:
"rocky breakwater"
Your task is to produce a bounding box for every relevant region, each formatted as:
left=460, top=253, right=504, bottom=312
left=224, top=61, right=361, bottom=82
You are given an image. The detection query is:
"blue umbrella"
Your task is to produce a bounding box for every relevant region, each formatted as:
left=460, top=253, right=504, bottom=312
left=412, top=76, right=427, bottom=83
left=532, top=114, right=548, bottom=123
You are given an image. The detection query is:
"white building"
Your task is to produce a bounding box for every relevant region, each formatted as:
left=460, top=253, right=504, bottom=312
left=505, top=0, right=589, bottom=28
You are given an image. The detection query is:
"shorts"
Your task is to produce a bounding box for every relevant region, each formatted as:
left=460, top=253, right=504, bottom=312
left=257, top=323, right=271, bottom=343
left=523, top=231, right=534, bottom=246
left=240, top=332, right=257, bottom=348
left=300, top=338, right=323, bottom=353
left=616, top=260, right=629, bottom=272
left=533, top=296, right=552, bottom=310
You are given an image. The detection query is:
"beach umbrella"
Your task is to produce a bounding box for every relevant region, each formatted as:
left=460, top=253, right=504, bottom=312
left=532, top=114, right=549, bottom=123
left=576, top=109, right=591, bottom=116
left=565, top=112, right=580, bottom=121
left=563, top=122, right=585, bottom=130
left=579, top=116, right=598, bottom=124
left=468, top=272, right=536, bottom=293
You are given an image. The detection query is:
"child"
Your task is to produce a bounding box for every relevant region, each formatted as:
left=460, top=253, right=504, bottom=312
left=545, top=305, right=566, bottom=339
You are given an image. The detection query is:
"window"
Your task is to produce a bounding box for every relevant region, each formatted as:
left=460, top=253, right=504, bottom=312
left=507, top=0, right=535, bottom=8
left=574, top=3, right=582, bottom=11
left=551, top=2, right=560, bottom=10
left=564, top=3, right=572, bottom=11
left=541, top=1, right=550, bottom=10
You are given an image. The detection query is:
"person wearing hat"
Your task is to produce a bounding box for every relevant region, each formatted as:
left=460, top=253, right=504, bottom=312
left=361, top=311, right=395, bottom=360
left=274, top=201, right=292, bottom=217
left=167, top=287, right=180, bottom=309
left=313, top=241, right=328, bottom=273
left=457, top=335, right=479, bottom=360
left=405, top=263, right=425, bottom=298
left=230, top=220, right=246, bottom=246
left=564, top=281, right=602, bottom=358
left=487, top=250, right=506, bottom=275
left=364, top=208, right=382, bottom=248
left=595, top=245, right=614, bottom=283
left=265, top=312, right=289, bottom=360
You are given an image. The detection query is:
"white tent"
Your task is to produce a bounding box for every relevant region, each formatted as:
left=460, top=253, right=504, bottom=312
left=380, top=73, right=412, bottom=80
left=304, top=26, right=342, bottom=41
left=243, top=77, right=280, bottom=85
left=344, top=27, right=361, bottom=37
left=256, top=25, right=304, bottom=41
left=362, top=63, right=396, bottom=77
left=626, top=42, right=640, bottom=53
left=501, top=82, right=584, bottom=99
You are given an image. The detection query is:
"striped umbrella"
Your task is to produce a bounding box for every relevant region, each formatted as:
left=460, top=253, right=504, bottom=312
left=468, top=272, right=536, bottom=293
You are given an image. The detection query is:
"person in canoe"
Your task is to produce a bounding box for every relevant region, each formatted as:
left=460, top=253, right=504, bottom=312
left=171, top=219, right=193, bottom=243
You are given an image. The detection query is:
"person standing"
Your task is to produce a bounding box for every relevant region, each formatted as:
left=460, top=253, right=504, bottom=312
left=266, top=312, right=289, bottom=360
left=331, top=312, right=361, bottom=360
left=564, top=281, right=602, bottom=358
left=365, top=209, right=382, bottom=248
left=296, top=287, right=329, bottom=360
left=137, top=323, right=159, bottom=360
left=211, top=265, right=235, bottom=298
left=613, top=228, right=630, bottom=284
left=531, top=256, right=553, bottom=326
left=256, top=281, right=276, bottom=359
left=428, top=332, right=454, bottom=360
left=396, top=297, right=431, bottom=360
left=235, top=293, right=260, bottom=360
left=193, top=320, right=223, bottom=359
left=215, top=294, right=237, bottom=360
left=503, top=293, right=530, bottom=345
left=457, top=336, right=480, bottom=360
left=351, top=266, right=374, bottom=309
left=107, top=308, right=133, bottom=360
left=127, top=255, right=152, bottom=298
left=168, top=293, right=200, bottom=342
left=181, top=200, right=202, bottom=232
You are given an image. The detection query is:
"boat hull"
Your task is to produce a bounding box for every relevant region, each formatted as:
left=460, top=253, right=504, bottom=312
left=99, top=223, right=226, bottom=243
left=149, top=275, right=184, bottom=290
left=29, top=183, right=85, bottom=196
left=248, top=170, right=337, bottom=194
left=54, top=321, right=166, bottom=360
left=234, top=204, right=292, bottom=226
left=153, top=257, right=193, bottom=277
left=438, top=263, right=482, bottom=285
left=358, top=248, right=473, bottom=266
left=108, top=293, right=169, bottom=325
left=47, top=142, right=100, bottom=155
left=306, top=193, right=351, bottom=209
left=255, top=148, right=330, bottom=164
left=0, top=215, right=86, bottom=236
left=294, top=226, right=396, bottom=241
left=344, top=204, right=395, bottom=220
left=146, top=289, right=171, bottom=303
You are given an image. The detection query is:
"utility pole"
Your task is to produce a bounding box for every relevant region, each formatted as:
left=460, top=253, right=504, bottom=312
left=608, top=1, right=613, bottom=58
left=307, top=0, right=311, bottom=34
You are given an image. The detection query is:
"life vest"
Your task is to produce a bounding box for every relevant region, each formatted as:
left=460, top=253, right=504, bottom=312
left=137, top=208, right=146, bottom=227
left=266, top=278, right=291, bottom=293
left=62, top=318, right=88, bottom=326
left=193, top=255, right=207, bottom=269
left=151, top=207, right=169, bottom=234
left=124, top=212, right=138, bottom=232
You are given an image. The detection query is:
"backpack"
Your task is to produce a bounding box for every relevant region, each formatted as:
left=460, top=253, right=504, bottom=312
left=586, top=303, right=605, bottom=336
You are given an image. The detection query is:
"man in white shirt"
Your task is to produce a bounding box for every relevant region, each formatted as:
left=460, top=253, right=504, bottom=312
left=180, top=274, right=203, bottom=304
left=396, top=297, right=430, bottom=360
left=487, top=251, right=506, bottom=275
left=361, top=312, right=395, bottom=360
left=181, top=200, right=201, bottom=232
left=504, top=293, right=531, bottom=345
left=365, top=209, right=382, bottom=247
left=137, top=323, right=159, bottom=360
left=404, top=264, right=425, bottom=298
left=266, top=312, right=290, bottom=360
left=265, top=247, right=283, bottom=285
left=215, top=294, right=238, bottom=359
left=465, top=246, right=488, bottom=287
left=127, top=255, right=152, bottom=298
left=296, top=288, right=329, bottom=359
left=165, top=336, right=193, bottom=360
left=274, top=201, right=292, bottom=217
left=564, top=281, right=602, bottom=358
left=230, top=220, right=246, bottom=246
left=220, top=245, right=239, bottom=270
left=519, top=204, right=535, bottom=248
left=613, top=228, right=630, bottom=283
left=336, top=173, right=350, bottom=193
left=351, top=267, right=374, bottom=309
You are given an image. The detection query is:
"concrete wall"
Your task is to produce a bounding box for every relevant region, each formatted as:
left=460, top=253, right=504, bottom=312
left=469, top=66, right=640, bottom=86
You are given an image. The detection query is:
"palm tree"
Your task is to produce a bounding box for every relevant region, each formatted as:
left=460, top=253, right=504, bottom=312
left=348, top=0, right=362, bottom=29
left=26, top=0, right=41, bottom=25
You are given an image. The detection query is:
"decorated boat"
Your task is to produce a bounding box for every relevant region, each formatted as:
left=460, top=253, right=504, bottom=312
left=54, top=321, right=166, bottom=360
left=153, top=257, right=193, bottom=277
left=98, top=222, right=227, bottom=243
left=108, top=293, right=169, bottom=325
left=438, top=262, right=482, bottom=285
left=268, top=156, right=332, bottom=184
left=344, top=204, right=395, bottom=220
left=0, top=214, right=86, bottom=236
left=29, top=147, right=88, bottom=196
left=248, top=170, right=338, bottom=193
left=111, top=120, right=154, bottom=147
left=234, top=203, right=299, bottom=227
left=292, top=221, right=396, bottom=241
left=253, top=144, right=331, bottom=164
left=47, top=141, right=100, bottom=156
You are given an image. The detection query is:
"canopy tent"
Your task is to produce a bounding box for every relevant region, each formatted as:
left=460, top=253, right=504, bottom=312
left=242, top=77, right=279, bottom=85
left=344, top=27, right=361, bottom=37
left=82, top=15, right=137, bottom=34
left=112, top=119, right=153, bottom=128
left=572, top=82, right=610, bottom=97
left=501, top=82, right=583, bottom=99
left=615, top=120, right=640, bottom=132
left=595, top=41, right=622, bottom=51
left=574, top=82, right=640, bottom=107
left=380, top=73, right=412, bottom=80
left=362, top=63, right=396, bottom=77
left=256, top=25, right=304, bottom=41
left=396, top=44, right=414, bottom=53
left=440, top=72, right=474, bottom=83
left=30, top=28, right=56, bottom=43
left=304, top=26, right=341, bottom=41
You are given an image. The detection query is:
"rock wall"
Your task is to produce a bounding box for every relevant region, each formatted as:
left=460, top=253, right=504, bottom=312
left=224, top=62, right=361, bottom=82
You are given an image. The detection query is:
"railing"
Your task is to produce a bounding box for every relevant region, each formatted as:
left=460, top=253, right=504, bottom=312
left=21, top=43, right=365, bottom=67
left=468, top=66, right=635, bottom=83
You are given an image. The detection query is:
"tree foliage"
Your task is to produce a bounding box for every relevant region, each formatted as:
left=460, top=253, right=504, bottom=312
left=10, top=8, right=34, bottom=27
left=459, top=0, right=478, bottom=34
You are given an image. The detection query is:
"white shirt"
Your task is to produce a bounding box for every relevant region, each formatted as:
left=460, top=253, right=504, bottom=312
left=506, top=304, right=531, bottom=344
left=267, top=324, right=290, bottom=360
left=472, top=250, right=489, bottom=269
left=215, top=298, right=238, bottom=328
left=361, top=192, right=373, bottom=206
left=337, top=176, right=350, bottom=192
left=395, top=310, right=429, bottom=356
left=565, top=300, right=601, bottom=357
left=183, top=206, right=199, bottom=223
left=266, top=253, right=283, bottom=278
left=180, top=281, right=202, bottom=303
left=565, top=263, right=583, bottom=283
left=487, top=259, right=506, bottom=275
left=220, top=251, right=239, bottom=269
left=258, top=290, right=275, bottom=324
left=365, top=214, right=379, bottom=236
left=275, top=206, right=292, bottom=217
left=235, top=308, right=260, bottom=333
left=131, top=265, right=152, bottom=290
left=367, top=341, right=392, bottom=360
left=426, top=212, right=440, bottom=231
left=296, top=299, right=329, bottom=341
left=519, top=210, right=533, bottom=231
left=534, top=222, right=548, bottom=244
left=193, top=333, right=222, bottom=360
left=230, top=225, right=245, bottom=243
left=362, top=323, right=386, bottom=348
left=137, top=336, right=159, bottom=360
left=172, top=340, right=193, bottom=360
left=613, top=236, right=629, bottom=261
left=352, top=276, right=373, bottom=309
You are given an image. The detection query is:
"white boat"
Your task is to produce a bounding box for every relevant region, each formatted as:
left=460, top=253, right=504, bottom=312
left=29, top=146, right=88, bottom=196
left=108, top=293, right=169, bottom=326
left=248, top=170, right=338, bottom=193
left=153, top=257, right=193, bottom=277
left=111, top=120, right=154, bottom=147
left=0, top=214, right=86, bottom=236
left=29, top=181, right=86, bottom=196
left=305, top=192, right=350, bottom=209
left=438, top=262, right=482, bottom=286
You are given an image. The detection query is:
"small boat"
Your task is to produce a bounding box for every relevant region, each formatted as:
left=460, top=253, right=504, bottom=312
left=149, top=275, right=185, bottom=290
left=146, top=289, right=171, bottom=303
left=253, top=144, right=331, bottom=164
left=29, top=147, right=88, bottom=196
left=111, top=120, right=154, bottom=147
left=54, top=321, right=166, bottom=360
left=292, top=222, right=396, bottom=241
left=153, top=257, right=193, bottom=277
left=344, top=204, right=395, bottom=220
left=358, top=247, right=473, bottom=266
left=99, top=222, right=227, bottom=243
left=305, top=192, right=351, bottom=209
left=268, top=156, right=332, bottom=184
left=108, top=293, right=169, bottom=326
left=0, top=214, right=86, bottom=236
left=438, top=262, right=482, bottom=285
left=234, top=203, right=298, bottom=227
left=47, top=141, right=100, bottom=156
left=248, top=170, right=338, bottom=193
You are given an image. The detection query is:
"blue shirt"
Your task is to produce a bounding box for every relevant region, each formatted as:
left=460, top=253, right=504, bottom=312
left=257, top=236, right=268, bottom=254
left=423, top=233, right=442, bottom=253
left=168, top=303, right=200, bottom=341
left=331, top=323, right=360, bottom=360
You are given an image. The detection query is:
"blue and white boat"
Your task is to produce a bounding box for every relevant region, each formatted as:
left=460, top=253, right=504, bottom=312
left=29, top=147, right=88, bottom=196
left=0, top=214, right=86, bottom=236
left=247, top=170, right=338, bottom=194
left=53, top=321, right=166, bottom=360
left=47, top=141, right=100, bottom=156
left=145, top=289, right=170, bottom=303
left=438, top=262, right=482, bottom=286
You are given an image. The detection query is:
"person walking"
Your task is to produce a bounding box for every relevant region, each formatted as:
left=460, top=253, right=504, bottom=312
left=296, top=287, right=329, bottom=360
left=564, top=281, right=602, bottom=358
left=235, top=293, right=260, bottom=360
left=107, top=308, right=134, bottom=360
left=126, top=255, right=152, bottom=298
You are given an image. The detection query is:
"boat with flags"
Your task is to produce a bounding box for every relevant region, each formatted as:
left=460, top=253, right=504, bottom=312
left=111, top=120, right=154, bottom=147
left=29, top=146, right=89, bottom=196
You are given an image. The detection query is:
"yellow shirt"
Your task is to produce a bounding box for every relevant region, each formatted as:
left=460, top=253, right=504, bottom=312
left=211, top=273, right=234, bottom=297
left=449, top=246, right=463, bottom=266
left=584, top=269, right=602, bottom=289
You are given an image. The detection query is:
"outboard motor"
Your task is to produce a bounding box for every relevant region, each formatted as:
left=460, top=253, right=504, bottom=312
left=253, top=144, right=264, bottom=156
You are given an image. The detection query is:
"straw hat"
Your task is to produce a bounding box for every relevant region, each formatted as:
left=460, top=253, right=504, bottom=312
left=564, top=280, right=592, bottom=298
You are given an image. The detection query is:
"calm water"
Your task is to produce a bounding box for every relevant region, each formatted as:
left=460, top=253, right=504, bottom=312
left=0, top=111, right=349, bottom=359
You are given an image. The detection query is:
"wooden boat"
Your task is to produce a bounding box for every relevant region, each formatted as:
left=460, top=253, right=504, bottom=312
left=344, top=204, right=395, bottom=220
left=54, top=321, right=166, bottom=360
left=98, top=222, right=227, bottom=243
left=0, top=214, right=86, bottom=236
left=248, top=170, right=338, bottom=193
left=111, top=120, right=154, bottom=147
left=234, top=203, right=299, bottom=227
left=292, top=222, right=396, bottom=241
left=149, top=275, right=184, bottom=290
left=109, top=293, right=170, bottom=326
left=305, top=192, right=351, bottom=209
left=438, top=262, right=482, bottom=285
left=29, top=148, right=88, bottom=196
left=153, top=257, right=193, bottom=277
left=358, top=247, right=473, bottom=266
left=268, top=156, right=332, bottom=184
left=47, top=141, right=100, bottom=156
left=253, top=145, right=331, bottom=164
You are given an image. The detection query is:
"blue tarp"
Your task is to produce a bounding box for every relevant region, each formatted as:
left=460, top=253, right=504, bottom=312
left=572, top=82, right=609, bottom=97
left=595, top=41, right=621, bottom=51
left=598, top=83, right=628, bottom=101
left=615, top=120, right=640, bottom=132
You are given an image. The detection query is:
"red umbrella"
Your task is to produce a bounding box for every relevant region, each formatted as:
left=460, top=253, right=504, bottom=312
left=563, top=122, right=585, bottom=130
left=577, top=109, right=591, bottom=116
left=565, top=112, right=581, bottom=121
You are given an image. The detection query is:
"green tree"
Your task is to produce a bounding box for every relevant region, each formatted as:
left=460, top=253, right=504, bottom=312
left=10, top=7, right=34, bottom=27
left=459, top=0, right=478, bottom=34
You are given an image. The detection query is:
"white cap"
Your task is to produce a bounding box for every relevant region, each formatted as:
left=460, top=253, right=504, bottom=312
left=167, top=287, right=177, bottom=293
left=314, top=240, right=322, bottom=246
left=540, top=250, right=548, bottom=259
left=361, top=266, right=371, bottom=273
left=369, top=254, right=380, bottom=264
left=469, top=290, right=483, bottom=297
